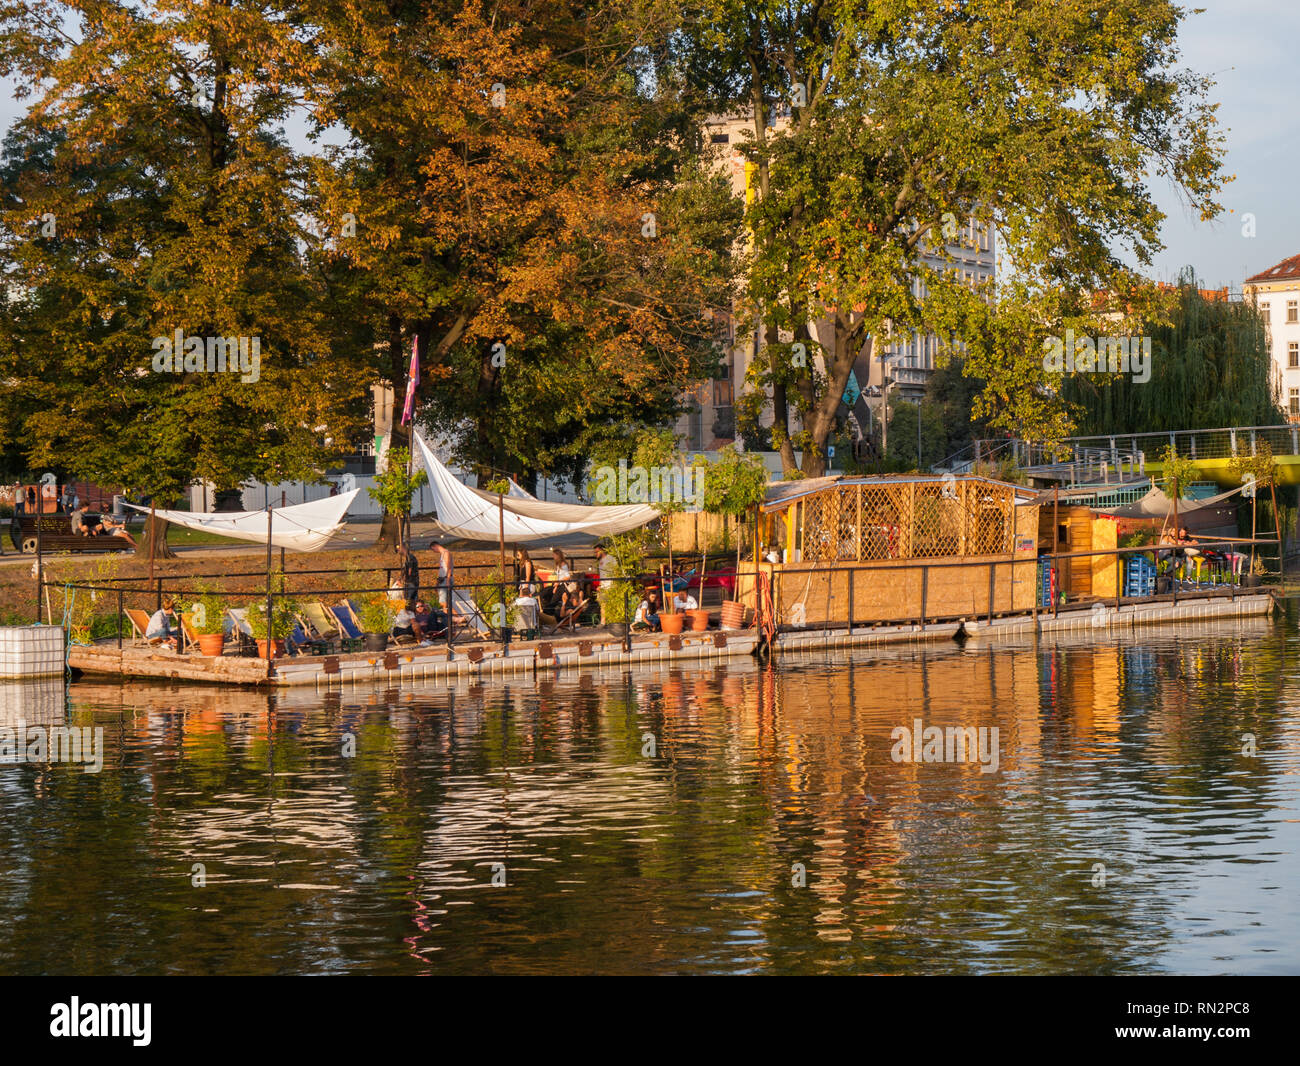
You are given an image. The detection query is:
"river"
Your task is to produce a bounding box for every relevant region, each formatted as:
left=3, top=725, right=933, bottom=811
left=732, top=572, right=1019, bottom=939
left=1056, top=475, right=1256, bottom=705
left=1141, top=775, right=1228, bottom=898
left=2, top=608, right=1298, bottom=974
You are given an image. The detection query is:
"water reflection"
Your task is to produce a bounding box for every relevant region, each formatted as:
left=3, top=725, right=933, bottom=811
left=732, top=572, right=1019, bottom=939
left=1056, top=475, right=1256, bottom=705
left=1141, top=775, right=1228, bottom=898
left=1, top=610, right=1297, bottom=974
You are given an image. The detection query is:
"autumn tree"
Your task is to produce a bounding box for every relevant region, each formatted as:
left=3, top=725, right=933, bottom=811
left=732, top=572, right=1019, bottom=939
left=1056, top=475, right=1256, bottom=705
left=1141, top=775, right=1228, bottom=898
left=299, top=0, right=741, bottom=542
left=0, top=1, right=371, bottom=557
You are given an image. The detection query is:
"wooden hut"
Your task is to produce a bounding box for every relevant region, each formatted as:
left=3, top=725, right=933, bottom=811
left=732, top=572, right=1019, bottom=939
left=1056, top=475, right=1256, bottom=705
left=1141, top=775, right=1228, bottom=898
left=736, top=475, right=1041, bottom=628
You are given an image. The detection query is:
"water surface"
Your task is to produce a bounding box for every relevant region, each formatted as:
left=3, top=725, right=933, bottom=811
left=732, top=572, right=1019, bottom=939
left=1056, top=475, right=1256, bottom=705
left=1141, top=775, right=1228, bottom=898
left=2, top=609, right=1298, bottom=974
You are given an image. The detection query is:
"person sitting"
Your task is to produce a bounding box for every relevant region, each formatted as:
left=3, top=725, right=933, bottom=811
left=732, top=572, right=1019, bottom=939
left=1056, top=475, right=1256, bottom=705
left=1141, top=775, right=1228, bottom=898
left=70, top=506, right=91, bottom=536
left=146, top=598, right=179, bottom=648
left=673, top=589, right=698, bottom=612
left=98, top=515, right=137, bottom=548
left=552, top=585, right=589, bottom=631
left=392, top=603, right=417, bottom=641
left=514, top=584, right=541, bottom=637
left=632, top=589, right=661, bottom=631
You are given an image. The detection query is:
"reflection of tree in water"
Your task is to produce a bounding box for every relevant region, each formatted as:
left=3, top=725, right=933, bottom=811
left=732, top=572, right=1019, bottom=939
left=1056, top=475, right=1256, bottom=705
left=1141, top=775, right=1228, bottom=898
left=3, top=616, right=1295, bottom=974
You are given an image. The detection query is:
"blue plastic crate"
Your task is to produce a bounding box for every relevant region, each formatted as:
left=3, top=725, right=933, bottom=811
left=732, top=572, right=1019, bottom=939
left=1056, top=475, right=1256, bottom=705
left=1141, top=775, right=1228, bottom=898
left=1124, top=555, right=1156, bottom=598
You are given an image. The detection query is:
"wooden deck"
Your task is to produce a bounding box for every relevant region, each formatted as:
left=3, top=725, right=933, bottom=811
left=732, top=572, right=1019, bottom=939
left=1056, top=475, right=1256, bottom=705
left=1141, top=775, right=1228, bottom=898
left=65, top=590, right=1279, bottom=688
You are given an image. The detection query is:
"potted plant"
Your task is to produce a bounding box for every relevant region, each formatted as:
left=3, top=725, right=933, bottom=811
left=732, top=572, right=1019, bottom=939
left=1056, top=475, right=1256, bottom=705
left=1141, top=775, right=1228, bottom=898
left=247, top=596, right=297, bottom=659
left=472, top=568, right=519, bottom=639
left=598, top=578, right=636, bottom=635
left=1244, top=555, right=1265, bottom=588
left=185, top=585, right=227, bottom=657
left=700, top=445, right=769, bottom=629
left=355, top=594, right=396, bottom=652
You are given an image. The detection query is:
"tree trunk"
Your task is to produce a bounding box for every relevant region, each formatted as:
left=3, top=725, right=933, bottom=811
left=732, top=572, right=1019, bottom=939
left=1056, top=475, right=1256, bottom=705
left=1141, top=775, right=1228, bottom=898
left=800, top=320, right=869, bottom=478
left=139, top=509, right=176, bottom=560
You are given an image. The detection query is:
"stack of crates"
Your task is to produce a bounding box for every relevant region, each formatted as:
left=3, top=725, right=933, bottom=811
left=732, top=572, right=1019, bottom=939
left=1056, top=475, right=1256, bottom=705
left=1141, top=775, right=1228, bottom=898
left=1037, top=557, right=1057, bottom=607
left=1124, top=554, right=1156, bottom=598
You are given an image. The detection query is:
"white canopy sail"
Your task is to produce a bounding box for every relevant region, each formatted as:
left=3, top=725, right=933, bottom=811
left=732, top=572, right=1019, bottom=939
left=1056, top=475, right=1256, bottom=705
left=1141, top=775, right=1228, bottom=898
left=413, top=434, right=659, bottom=544
left=123, top=489, right=361, bottom=552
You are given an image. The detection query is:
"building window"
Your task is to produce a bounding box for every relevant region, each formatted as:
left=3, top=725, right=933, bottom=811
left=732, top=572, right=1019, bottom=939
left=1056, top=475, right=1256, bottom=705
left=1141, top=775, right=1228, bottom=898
left=710, top=133, right=729, bottom=144
left=1289, top=300, right=1298, bottom=323
left=1290, top=341, right=1299, bottom=368
left=1290, top=388, right=1298, bottom=415
left=1260, top=301, right=1270, bottom=316
left=712, top=379, right=733, bottom=407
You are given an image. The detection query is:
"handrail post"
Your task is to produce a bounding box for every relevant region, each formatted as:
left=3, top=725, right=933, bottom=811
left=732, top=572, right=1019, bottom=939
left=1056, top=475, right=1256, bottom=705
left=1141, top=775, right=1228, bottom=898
left=117, top=588, right=123, bottom=650
left=499, top=579, right=509, bottom=651
left=623, top=584, right=631, bottom=653
left=848, top=567, right=854, bottom=635
left=446, top=574, right=454, bottom=660
left=920, top=565, right=928, bottom=631
left=987, top=560, right=995, bottom=625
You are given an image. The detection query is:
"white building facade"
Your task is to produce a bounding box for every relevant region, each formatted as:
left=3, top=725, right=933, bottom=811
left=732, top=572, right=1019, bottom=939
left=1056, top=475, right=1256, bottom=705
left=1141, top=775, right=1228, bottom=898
left=1244, top=254, right=1300, bottom=421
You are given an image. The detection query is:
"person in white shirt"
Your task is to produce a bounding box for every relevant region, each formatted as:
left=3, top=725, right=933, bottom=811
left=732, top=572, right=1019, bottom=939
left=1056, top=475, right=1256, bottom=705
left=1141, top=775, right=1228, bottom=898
left=393, top=605, right=416, bottom=638
left=673, top=590, right=697, bottom=612
left=514, top=584, right=540, bottom=635
left=146, top=599, right=179, bottom=648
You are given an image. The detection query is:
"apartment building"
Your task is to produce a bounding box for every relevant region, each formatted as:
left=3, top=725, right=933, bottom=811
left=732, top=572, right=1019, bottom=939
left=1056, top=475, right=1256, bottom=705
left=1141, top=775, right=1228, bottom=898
left=675, top=112, right=995, bottom=452
left=1244, top=254, right=1300, bottom=420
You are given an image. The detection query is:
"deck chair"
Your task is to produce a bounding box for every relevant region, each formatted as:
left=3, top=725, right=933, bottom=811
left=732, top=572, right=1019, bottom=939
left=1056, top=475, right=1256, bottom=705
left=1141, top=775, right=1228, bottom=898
left=513, top=599, right=540, bottom=641
left=179, top=614, right=201, bottom=654
left=124, top=607, right=167, bottom=647
left=548, top=595, right=591, bottom=634
left=329, top=603, right=365, bottom=652
left=287, top=620, right=329, bottom=656
left=224, top=607, right=257, bottom=655
left=300, top=603, right=341, bottom=651
left=448, top=588, right=492, bottom=640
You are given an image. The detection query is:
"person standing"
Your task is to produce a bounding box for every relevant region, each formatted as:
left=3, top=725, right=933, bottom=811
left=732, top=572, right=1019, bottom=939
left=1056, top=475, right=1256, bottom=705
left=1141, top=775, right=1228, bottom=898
left=397, top=542, right=420, bottom=607
left=594, top=544, right=619, bottom=623
left=432, top=542, right=454, bottom=611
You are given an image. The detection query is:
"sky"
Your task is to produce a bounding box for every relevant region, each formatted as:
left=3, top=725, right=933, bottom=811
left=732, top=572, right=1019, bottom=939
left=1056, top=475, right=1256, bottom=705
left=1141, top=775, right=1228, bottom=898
left=1, top=1, right=1296, bottom=290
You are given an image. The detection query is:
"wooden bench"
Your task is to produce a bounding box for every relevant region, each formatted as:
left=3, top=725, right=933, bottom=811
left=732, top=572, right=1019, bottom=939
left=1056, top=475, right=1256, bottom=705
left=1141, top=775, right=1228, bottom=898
left=8, top=513, right=133, bottom=554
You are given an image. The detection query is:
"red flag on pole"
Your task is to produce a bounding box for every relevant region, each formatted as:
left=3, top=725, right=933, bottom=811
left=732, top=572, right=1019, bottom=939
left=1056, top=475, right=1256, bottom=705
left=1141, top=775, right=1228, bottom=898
left=401, top=334, right=420, bottom=426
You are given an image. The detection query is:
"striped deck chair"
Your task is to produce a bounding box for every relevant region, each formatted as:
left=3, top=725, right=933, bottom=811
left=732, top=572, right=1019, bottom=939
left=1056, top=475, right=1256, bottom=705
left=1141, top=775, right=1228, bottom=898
left=296, top=605, right=339, bottom=654
left=329, top=603, right=365, bottom=652
left=124, top=608, right=165, bottom=647
left=179, top=614, right=201, bottom=654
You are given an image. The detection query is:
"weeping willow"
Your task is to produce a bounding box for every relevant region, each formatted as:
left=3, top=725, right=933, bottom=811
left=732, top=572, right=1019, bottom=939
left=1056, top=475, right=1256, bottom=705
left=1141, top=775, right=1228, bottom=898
left=1064, top=271, right=1283, bottom=434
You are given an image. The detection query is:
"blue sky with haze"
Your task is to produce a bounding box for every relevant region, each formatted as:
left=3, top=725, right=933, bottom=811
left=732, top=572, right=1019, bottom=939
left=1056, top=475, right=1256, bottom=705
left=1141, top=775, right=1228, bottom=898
left=2, top=1, right=1296, bottom=288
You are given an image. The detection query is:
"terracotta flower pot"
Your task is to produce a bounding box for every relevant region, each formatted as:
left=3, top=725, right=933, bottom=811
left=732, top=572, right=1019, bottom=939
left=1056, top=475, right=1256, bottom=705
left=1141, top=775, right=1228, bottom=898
left=719, top=600, right=746, bottom=629
left=659, top=611, right=685, bottom=635
left=255, top=638, right=285, bottom=660
left=687, top=608, right=710, bottom=631
left=196, top=633, right=225, bottom=657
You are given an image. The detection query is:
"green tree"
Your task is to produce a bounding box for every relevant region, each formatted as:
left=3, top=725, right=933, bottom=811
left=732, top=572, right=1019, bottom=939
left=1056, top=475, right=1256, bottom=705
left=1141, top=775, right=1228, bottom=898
left=1064, top=273, right=1283, bottom=434
left=0, top=3, right=370, bottom=557
left=680, top=0, right=1224, bottom=472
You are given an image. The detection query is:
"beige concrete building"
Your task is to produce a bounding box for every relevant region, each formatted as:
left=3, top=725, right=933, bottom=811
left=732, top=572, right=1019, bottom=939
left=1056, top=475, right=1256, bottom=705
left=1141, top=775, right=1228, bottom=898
left=675, top=112, right=995, bottom=454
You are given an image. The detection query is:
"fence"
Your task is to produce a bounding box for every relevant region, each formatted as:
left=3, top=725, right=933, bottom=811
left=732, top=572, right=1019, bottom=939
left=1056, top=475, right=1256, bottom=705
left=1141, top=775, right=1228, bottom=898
left=38, top=528, right=1283, bottom=674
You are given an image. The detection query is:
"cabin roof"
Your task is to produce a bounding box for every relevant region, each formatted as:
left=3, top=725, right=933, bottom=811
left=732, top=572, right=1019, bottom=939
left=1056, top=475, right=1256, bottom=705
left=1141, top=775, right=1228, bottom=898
left=759, top=474, right=1035, bottom=512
